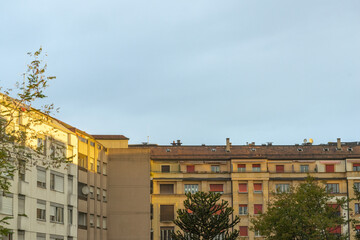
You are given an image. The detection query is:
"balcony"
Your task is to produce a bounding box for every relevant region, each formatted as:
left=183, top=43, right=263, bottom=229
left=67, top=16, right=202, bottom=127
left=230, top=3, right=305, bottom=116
left=18, top=181, right=29, bottom=195
left=17, top=215, right=29, bottom=231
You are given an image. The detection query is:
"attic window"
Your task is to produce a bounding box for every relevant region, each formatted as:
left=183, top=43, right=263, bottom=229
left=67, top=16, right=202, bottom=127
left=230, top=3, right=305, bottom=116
left=166, top=149, right=171, bottom=152
left=250, top=148, right=256, bottom=152
left=297, top=148, right=303, bottom=152
left=211, top=149, right=216, bottom=152
left=323, top=148, right=329, bottom=152
left=348, top=147, right=353, bottom=152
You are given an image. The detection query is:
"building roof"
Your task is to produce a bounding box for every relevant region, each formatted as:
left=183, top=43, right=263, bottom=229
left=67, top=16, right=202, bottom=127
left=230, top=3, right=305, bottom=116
left=92, top=135, right=129, bottom=140
left=146, top=144, right=360, bottom=161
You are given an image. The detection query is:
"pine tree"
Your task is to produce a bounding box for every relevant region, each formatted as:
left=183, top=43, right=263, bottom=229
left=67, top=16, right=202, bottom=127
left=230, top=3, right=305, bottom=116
left=172, top=191, right=240, bottom=240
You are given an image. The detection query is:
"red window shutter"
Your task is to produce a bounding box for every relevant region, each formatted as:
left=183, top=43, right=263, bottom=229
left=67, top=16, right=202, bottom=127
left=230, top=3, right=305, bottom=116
left=276, top=165, right=284, bottom=173
left=239, top=204, right=247, bottom=208
left=239, top=183, right=247, bottom=193
left=254, top=183, right=262, bottom=191
left=329, top=225, right=341, bottom=234
left=356, top=225, right=360, bottom=230
left=238, top=164, right=245, bottom=168
left=253, top=164, right=260, bottom=168
left=210, top=184, right=223, bottom=192
left=187, top=165, right=195, bottom=173
left=354, top=163, right=360, bottom=167
left=254, top=204, right=263, bottom=214
left=326, top=165, right=335, bottom=173
left=239, top=226, right=248, bottom=236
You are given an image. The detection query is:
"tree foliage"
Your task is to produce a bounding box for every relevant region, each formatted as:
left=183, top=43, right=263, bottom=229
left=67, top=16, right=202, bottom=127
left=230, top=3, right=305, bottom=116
left=172, top=191, right=240, bottom=240
left=250, top=176, right=350, bottom=240
left=0, top=47, right=70, bottom=236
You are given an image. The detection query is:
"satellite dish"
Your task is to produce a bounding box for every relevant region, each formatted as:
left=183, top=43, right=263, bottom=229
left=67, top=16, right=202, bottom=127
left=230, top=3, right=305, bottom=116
left=82, top=186, right=90, bottom=195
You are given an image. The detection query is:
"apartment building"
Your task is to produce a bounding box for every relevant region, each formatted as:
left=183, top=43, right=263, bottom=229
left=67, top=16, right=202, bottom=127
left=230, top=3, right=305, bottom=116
left=0, top=109, right=78, bottom=240
left=147, top=138, right=360, bottom=240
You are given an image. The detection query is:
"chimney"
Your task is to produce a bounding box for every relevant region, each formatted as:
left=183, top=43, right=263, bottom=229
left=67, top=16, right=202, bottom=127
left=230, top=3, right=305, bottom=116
left=337, top=138, right=342, bottom=150
left=226, top=138, right=231, bottom=152
left=171, top=141, right=176, bottom=146
left=177, top=140, right=182, bottom=146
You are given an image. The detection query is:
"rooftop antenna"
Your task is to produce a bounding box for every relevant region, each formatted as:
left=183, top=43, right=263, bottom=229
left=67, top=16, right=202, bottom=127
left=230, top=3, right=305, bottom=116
left=147, top=136, right=149, bottom=144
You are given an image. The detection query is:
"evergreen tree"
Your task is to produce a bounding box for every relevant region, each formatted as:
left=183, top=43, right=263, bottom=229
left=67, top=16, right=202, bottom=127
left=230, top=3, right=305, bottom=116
left=172, top=191, right=240, bottom=240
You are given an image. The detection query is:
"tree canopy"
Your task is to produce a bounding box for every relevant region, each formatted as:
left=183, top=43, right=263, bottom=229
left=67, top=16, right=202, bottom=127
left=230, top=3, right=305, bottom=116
left=172, top=191, right=240, bottom=240
left=251, top=176, right=350, bottom=240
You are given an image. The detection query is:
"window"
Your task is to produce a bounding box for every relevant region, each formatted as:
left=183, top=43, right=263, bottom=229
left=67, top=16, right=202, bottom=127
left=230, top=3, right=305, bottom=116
left=276, top=184, right=290, bottom=193
left=184, top=184, right=198, bottom=194
left=68, top=176, right=73, bottom=194
left=37, top=138, right=45, bottom=154
left=325, top=164, right=335, bottom=173
left=36, top=233, right=46, bottom=240
left=103, top=162, right=107, bottom=175
left=68, top=207, right=73, bottom=224
left=161, top=165, right=170, bottom=173
left=18, top=230, right=25, bottom=240
left=239, top=226, right=248, bottom=236
left=326, top=183, right=339, bottom=193
left=78, top=212, right=87, bottom=229
left=254, top=204, right=263, bottom=214
left=50, top=172, right=64, bottom=192
left=353, top=163, right=360, bottom=171
left=90, top=141, right=95, bottom=147
left=160, top=205, right=174, bottom=222
left=355, top=182, right=360, bottom=192
left=78, top=154, right=88, bottom=169
left=211, top=165, right=220, bottom=173
left=255, top=230, right=261, bottom=237
left=97, top=188, right=101, bottom=201
left=0, top=192, right=13, bottom=215
left=19, top=160, right=26, bottom=181
left=160, top=184, right=174, bottom=194
left=300, top=165, right=309, bottom=173
left=328, top=204, right=341, bottom=216
left=239, top=204, right=248, bottom=215
left=239, top=183, right=247, bottom=193
left=37, top=168, right=46, bottom=188
left=78, top=182, right=88, bottom=200
left=89, top=214, right=95, bottom=227
left=329, top=225, right=341, bottom=234
left=254, top=183, right=262, bottom=193
left=160, top=227, right=174, bottom=240
left=18, top=195, right=25, bottom=215
left=37, top=200, right=46, bottom=221
left=97, top=160, right=101, bottom=173
left=50, top=235, right=64, bottom=240
left=276, top=165, right=284, bottom=173
left=186, top=165, right=195, bottom=173
left=1, top=233, right=13, bottom=240
left=89, top=186, right=94, bottom=199
left=103, top=190, right=107, bottom=202
left=210, top=184, right=224, bottom=193
left=238, top=164, right=246, bottom=172
left=355, top=203, right=359, bottom=214
left=78, top=136, right=88, bottom=144
left=89, top=157, right=94, bottom=171
left=252, top=164, right=261, bottom=172
left=96, top=215, right=101, bottom=228
left=356, top=225, right=360, bottom=234
left=50, top=203, right=64, bottom=223
left=103, top=217, right=107, bottom=229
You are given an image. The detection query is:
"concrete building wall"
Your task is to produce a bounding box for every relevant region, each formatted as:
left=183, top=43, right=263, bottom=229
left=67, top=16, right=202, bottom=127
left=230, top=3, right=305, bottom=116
left=107, top=148, right=150, bottom=240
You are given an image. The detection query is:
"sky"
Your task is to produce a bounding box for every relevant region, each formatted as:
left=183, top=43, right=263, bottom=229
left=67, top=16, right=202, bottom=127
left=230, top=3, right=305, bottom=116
left=0, top=1, right=360, bottom=146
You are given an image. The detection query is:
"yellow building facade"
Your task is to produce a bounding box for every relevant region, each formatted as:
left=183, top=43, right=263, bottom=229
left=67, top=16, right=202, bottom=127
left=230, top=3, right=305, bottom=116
left=149, top=139, right=360, bottom=240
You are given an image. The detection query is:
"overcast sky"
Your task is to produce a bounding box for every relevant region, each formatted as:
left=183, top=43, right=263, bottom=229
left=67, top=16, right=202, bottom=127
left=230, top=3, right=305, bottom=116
left=1, top=1, right=360, bottom=145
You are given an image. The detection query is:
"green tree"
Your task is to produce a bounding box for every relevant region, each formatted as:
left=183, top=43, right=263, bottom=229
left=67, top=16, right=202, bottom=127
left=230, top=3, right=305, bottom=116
left=250, top=176, right=349, bottom=240
left=172, top=191, right=240, bottom=240
left=0, top=47, right=70, bottom=236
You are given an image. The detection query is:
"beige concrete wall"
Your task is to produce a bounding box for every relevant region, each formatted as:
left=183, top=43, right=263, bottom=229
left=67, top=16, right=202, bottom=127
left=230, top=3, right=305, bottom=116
left=107, top=148, right=151, bottom=240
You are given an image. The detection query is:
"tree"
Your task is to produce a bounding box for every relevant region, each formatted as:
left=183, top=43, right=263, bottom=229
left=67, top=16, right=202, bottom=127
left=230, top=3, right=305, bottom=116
left=250, top=176, right=349, bottom=240
left=0, top=47, right=70, bottom=236
left=172, top=191, right=240, bottom=240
